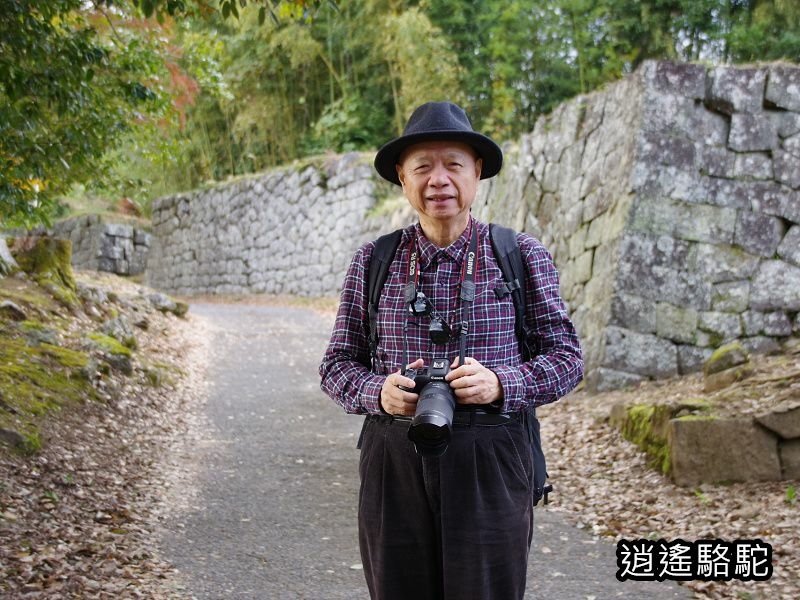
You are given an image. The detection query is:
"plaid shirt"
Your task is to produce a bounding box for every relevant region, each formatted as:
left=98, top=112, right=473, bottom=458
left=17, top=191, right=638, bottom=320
left=319, top=218, right=583, bottom=414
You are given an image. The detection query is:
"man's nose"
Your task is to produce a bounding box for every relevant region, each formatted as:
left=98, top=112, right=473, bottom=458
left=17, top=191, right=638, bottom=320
left=428, top=163, right=450, bottom=186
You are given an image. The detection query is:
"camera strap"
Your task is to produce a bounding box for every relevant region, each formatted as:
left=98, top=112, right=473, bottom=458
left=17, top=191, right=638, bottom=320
left=402, top=219, right=479, bottom=365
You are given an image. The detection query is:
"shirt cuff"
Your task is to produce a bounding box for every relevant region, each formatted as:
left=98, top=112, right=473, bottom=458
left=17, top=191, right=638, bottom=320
left=360, top=375, right=386, bottom=414
left=492, top=365, right=525, bottom=414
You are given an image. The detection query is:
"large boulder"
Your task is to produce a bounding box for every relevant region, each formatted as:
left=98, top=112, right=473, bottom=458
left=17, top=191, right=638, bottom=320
left=669, top=417, right=782, bottom=486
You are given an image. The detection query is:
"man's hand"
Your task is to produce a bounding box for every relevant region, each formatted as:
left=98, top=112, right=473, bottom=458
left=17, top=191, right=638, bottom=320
left=380, top=358, right=424, bottom=416
left=446, top=356, right=503, bottom=405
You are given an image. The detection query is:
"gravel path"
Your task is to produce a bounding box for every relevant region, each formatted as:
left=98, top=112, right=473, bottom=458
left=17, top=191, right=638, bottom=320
left=160, top=303, right=690, bottom=599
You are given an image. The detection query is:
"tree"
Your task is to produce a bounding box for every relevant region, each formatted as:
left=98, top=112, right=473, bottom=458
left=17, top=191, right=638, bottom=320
left=0, top=0, right=174, bottom=228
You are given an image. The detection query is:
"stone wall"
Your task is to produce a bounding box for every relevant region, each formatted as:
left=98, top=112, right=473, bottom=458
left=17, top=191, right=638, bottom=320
left=147, top=154, right=386, bottom=296
left=146, top=60, right=800, bottom=390
left=6, top=216, right=151, bottom=276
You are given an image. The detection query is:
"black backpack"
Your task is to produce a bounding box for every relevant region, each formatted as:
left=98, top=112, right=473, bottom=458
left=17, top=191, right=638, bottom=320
left=366, top=223, right=553, bottom=506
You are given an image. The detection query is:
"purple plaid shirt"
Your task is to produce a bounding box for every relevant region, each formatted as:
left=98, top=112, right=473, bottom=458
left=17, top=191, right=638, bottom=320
left=319, top=218, right=583, bottom=414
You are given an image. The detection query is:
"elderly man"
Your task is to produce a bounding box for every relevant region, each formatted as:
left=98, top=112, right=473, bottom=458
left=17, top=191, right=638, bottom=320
left=319, top=102, right=583, bottom=600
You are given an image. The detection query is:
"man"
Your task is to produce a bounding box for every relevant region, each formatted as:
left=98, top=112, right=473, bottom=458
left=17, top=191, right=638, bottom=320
left=319, top=101, right=583, bottom=600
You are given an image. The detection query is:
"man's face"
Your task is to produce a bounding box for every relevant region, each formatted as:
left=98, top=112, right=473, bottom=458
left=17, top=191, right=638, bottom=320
left=396, top=140, right=482, bottom=224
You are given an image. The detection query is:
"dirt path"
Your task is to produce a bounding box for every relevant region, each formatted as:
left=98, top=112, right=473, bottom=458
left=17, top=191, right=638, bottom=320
left=159, top=302, right=689, bottom=599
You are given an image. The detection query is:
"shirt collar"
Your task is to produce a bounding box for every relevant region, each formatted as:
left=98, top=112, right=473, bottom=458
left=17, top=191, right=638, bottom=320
left=413, top=216, right=473, bottom=268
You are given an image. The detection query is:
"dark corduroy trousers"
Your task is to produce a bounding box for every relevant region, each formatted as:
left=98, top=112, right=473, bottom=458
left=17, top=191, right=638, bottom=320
left=357, top=415, right=534, bottom=600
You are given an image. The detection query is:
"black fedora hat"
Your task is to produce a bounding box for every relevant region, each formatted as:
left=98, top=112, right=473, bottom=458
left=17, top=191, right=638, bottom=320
left=374, top=101, right=503, bottom=185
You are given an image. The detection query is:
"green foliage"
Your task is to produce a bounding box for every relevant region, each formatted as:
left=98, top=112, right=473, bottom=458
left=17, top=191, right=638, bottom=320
left=7, top=0, right=800, bottom=223
left=787, top=484, right=798, bottom=506
left=0, top=0, right=175, bottom=228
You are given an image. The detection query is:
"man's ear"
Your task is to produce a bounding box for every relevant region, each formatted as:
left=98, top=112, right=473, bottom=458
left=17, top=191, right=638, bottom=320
left=475, top=158, right=483, bottom=179
left=396, top=164, right=405, bottom=187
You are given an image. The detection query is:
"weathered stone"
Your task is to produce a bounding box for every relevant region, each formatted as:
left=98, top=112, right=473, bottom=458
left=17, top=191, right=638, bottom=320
left=669, top=418, right=781, bottom=486
left=777, top=225, right=800, bottom=267
left=741, top=336, right=782, bottom=355
left=741, top=311, right=767, bottom=336
left=706, top=67, right=766, bottom=114
left=656, top=303, right=698, bottom=344
left=711, top=280, right=750, bottom=313
left=603, top=326, right=678, bottom=378
left=629, top=197, right=736, bottom=244
left=762, top=312, right=794, bottom=337
left=757, top=403, right=800, bottom=439
left=774, top=150, right=800, bottom=190
left=610, top=293, right=656, bottom=333
left=750, top=260, right=800, bottom=311
left=733, top=210, right=786, bottom=257
left=703, top=341, right=749, bottom=376
left=728, top=113, right=779, bottom=152
left=617, top=261, right=713, bottom=310
left=677, top=345, right=713, bottom=374
left=0, top=237, right=19, bottom=275
left=733, top=152, right=773, bottom=180
left=588, top=368, right=643, bottom=392
left=104, top=223, right=134, bottom=238
left=698, top=146, right=737, bottom=179
left=781, top=440, right=800, bottom=479
left=688, top=243, right=760, bottom=283
left=0, top=300, right=27, bottom=321
left=765, top=65, right=800, bottom=111
left=749, top=180, right=800, bottom=223
left=699, top=311, right=742, bottom=343
left=703, top=364, right=754, bottom=392
left=650, top=61, right=707, bottom=98
left=0, top=428, right=25, bottom=449
left=101, top=317, right=137, bottom=349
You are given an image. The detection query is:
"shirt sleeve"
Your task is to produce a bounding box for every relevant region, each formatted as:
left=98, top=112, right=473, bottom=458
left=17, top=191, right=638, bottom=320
left=319, top=243, right=387, bottom=414
left=492, top=234, right=584, bottom=412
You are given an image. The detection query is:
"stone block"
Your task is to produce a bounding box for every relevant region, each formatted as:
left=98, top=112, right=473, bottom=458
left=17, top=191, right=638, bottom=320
left=728, top=113, right=779, bottom=152
left=603, top=326, right=678, bottom=378
left=778, top=226, right=800, bottom=267
left=732, top=152, right=773, bottom=180
left=742, top=311, right=767, bottom=336
left=104, top=223, right=134, bottom=238
left=688, top=243, right=759, bottom=283
left=734, top=210, right=786, bottom=257
left=749, top=181, right=800, bottom=224
left=762, top=312, right=793, bottom=337
left=610, top=292, right=656, bottom=333
left=750, top=260, right=800, bottom=311
left=699, top=311, right=742, bottom=343
left=669, top=418, right=781, bottom=486
left=587, top=367, right=643, bottom=392
left=703, top=341, right=749, bottom=376
left=706, top=67, right=766, bottom=114
left=758, top=403, right=800, bottom=439
left=781, top=440, right=800, bottom=479
left=741, top=336, right=782, bottom=355
left=638, top=133, right=696, bottom=170
left=699, top=146, right=737, bottom=179
left=656, top=303, right=698, bottom=344
left=650, top=61, right=707, bottom=99
left=134, top=230, right=152, bottom=246
left=774, top=150, right=800, bottom=190
left=630, top=197, right=736, bottom=245
left=711, top=280, right=750, bottom=313
left=677, top=345, right=713, bottom=374
left=765, top=65, right=800, bottom=111
left=574, top=249, right=593, bottom=284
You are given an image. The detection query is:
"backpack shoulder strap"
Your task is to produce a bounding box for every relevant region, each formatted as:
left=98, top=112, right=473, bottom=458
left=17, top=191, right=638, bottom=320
left=489, top=223, right=535, bottom=361
left=489, top=223, right=552, bottom=505
left=366, top=229, right=403, bottom=372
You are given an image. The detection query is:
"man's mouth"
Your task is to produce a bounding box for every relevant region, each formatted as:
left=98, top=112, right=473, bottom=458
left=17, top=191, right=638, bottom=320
left=427, top=195, right=454, bottom=202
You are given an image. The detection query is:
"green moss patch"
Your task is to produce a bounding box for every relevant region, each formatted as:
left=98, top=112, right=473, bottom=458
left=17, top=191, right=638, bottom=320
left=87, top=332, right=132, bottom=357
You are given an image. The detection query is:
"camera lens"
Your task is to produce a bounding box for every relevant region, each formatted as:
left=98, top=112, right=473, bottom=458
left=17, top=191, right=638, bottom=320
left=408, top=381, right=455, bottom=456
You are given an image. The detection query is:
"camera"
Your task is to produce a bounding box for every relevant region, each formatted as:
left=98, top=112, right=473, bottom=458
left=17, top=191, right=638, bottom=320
left=403, top=358, right=455, bottom=456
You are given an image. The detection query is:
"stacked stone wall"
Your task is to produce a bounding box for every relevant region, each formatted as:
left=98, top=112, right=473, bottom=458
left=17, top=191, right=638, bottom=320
left=7, top=216, right=151, bottom=276
left=145, top=60, right=800, bottom=390
left=147, top=154, right=380, bottom=296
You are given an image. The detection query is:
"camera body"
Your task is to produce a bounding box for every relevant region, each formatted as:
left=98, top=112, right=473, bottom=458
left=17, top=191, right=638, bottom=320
left=403, top=358, right=456, bottom=456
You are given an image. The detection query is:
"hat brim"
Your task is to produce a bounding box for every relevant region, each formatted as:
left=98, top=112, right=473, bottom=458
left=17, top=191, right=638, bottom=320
left=374, top=130, right=503, bottom=186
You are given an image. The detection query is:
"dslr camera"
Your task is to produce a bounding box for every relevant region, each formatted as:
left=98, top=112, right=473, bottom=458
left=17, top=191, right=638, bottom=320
left=402, top=358, right=455, bottom=456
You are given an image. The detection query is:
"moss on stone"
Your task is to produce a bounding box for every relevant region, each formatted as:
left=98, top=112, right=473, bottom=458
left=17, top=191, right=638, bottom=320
left=620, top=403, right=673, bottom=474
left=87, top=332, right=133, bottom=357
left=10, top=237, right=78, bottom=309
